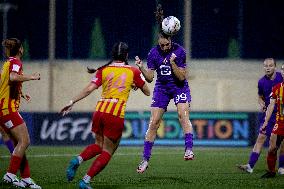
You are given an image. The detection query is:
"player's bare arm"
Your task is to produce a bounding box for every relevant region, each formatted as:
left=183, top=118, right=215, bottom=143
left=258, top=95, right=266, bottom=111
left=170, top=53, right=186, bottom=81
left=10, top=72, right=40, bottom=82
left=21, top=93, right=31, bottom=102
left=261, top=98, right=276, bottom=132
left=61, top=82, right=98, bottom=116
left=140, top=83, right=150, bottom=96
left=135, top=56, right=154, bottom=83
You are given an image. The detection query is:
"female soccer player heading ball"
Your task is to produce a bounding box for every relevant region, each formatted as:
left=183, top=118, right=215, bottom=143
left=136, top=4, right=194, bottom=173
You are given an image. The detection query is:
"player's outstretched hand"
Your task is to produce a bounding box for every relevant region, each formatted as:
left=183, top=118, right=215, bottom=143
left=60, top=101, right=74, bottom=116
left=22, top=94, right=31, bottom=103
left=135, top=56, right=143, bottom=68
left=31, top=72, right=40, bottom=80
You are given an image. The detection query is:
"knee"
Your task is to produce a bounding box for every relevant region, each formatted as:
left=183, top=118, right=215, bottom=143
left=178, top=113, right=188, bottom=126
left=268, top=146, right=277, bottom=154
left=18, top=136, right=30, bottom=148
left=149, top=118, right=160, bottom=130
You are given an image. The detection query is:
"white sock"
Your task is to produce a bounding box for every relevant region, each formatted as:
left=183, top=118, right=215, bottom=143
left=247, top=164, right=252, bottom=169
left=83, top=175, right=91, bottom=183
left=77, top=156, right=83, bottom=164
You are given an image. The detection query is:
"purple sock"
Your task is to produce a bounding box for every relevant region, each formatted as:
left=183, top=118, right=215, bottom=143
left=4, top=139, right=14, bottom=154
left=279, top=154, right=284, bottom=168
left=248, top=152, right=259, bottom=168
left=143, top=141, right=154, bottom=161
left=185, top=133, right=193, bottom=151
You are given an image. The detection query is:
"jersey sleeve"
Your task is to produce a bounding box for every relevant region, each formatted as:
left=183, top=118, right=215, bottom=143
left=9, top=59, right=22, bottom=74
left=258, top=80, right=264, bottom=97
left=91, top=69, right=102, bottom=87
left=132, top=67, right=145, bottom=88
left=147, top=49, right=157, bottom=70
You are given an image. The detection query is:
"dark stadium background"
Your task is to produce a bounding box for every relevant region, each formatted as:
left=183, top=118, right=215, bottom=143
left=1, top=0, right=284, bottom=59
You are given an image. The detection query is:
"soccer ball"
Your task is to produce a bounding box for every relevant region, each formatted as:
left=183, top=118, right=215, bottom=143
left=161, top=16, right=181, bottom=36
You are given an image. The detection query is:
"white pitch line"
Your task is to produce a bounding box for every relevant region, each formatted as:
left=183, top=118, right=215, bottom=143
left=0, top=152, right=181, bottom=158
left=0, top=151, right=244, bottom=158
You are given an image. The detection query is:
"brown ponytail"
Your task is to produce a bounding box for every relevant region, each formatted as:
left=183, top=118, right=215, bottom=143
left=2, top=38, right=22, bottom=58
left=154, top=4, right=171, bottom=39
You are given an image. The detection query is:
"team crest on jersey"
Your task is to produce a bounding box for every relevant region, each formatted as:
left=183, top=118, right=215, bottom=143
left=163, top=58, right=167, bottom=64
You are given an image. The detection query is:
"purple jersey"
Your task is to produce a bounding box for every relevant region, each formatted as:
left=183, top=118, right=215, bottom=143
left=147, top=43, right=191, bottom=110
left=147, top=43, right=189, bottom=89
left=258, top=72, right=283, bottom=110
left=258, top=72, right=283, bottom=137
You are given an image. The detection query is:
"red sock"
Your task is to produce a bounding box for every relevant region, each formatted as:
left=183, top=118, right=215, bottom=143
left=80, top=144, right=102, bottom=161
left=87, top=151, right=111, bottom=178
left=20, top=155, right=30, bottom=178
left=267, top=151, right=277, bottom=172
left=8, top=155, right=22, bottom=174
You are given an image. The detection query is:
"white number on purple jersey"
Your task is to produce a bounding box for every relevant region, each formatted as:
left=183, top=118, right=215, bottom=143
left=175, top=93, right=187, bottom=103
left=160, top=65, right=171, bottom=75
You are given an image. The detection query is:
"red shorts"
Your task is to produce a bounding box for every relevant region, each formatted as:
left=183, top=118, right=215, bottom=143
left=92, top=111, right=124, bottom=141
left=0, top=111, right=25, bottom=132
left=272, top=123, right=284, bottom=136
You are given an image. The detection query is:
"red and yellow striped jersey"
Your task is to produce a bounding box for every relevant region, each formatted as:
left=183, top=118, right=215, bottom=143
left=92, top=62, right=145, bottom=118
left=0, top=57, right=23, bottom=116
left=271, top=82, right=284, bottom=123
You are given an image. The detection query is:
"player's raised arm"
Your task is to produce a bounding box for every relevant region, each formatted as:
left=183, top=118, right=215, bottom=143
left=135, top=56, right=154, bottom=83
left=170, top=53, right=186, bottom=81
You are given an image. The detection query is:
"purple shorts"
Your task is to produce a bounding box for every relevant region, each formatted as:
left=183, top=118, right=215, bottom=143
left=151, top=86, right=191, bottom=111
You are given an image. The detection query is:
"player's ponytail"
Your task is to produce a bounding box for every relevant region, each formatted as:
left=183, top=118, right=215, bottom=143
left=87, top=42, right=129, bottom=74
left=154, top=4, right=171, bottom=39
left=2, top=38, right=22, bottom=58
left=155, top=4, right=164, bottom=32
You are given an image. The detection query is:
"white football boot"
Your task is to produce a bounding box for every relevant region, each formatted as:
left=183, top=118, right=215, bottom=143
left=3, top=173, right=25, bottom=188
left=184, top=149, right=194, bottom=160
left=278, top=167, right=284, bottom=175
left=137, top=160, right=149, bottom=173
left=237, top=164, right=253, bottom=173
left=20, top=178, right=41, bottom=189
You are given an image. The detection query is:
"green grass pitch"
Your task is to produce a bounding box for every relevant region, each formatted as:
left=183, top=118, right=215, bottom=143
left=0, top=146, right=283, bottom=189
